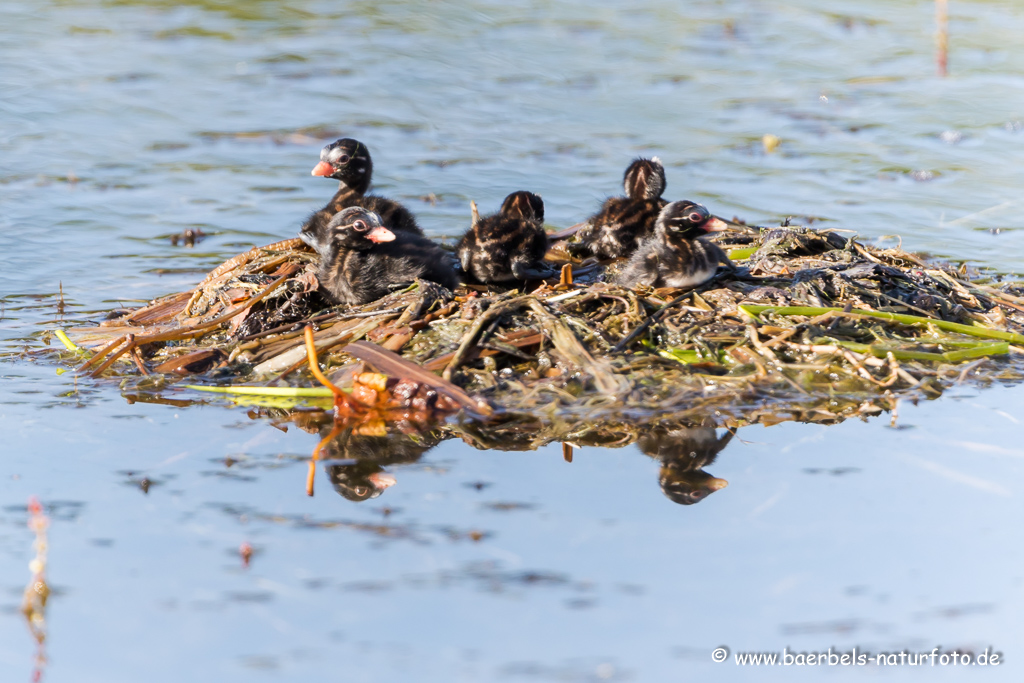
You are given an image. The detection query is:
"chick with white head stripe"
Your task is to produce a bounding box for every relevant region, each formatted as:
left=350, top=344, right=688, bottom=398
left=616, top=200, right=733, bottom=290
left=302, top=207, right=457, bottom=306
left=301, top=138, right=424, bottom=245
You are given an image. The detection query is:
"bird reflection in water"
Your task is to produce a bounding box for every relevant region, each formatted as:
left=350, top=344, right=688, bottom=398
left=281, top=408, right=736, bottom=506
left=635, top=420, right=734, bottom=505
left=316, top=424, right=443, bottom=502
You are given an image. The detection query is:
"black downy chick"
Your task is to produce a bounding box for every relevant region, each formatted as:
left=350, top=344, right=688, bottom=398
left=303, top=138, right=424, bottom=237
left=301, top=206, right=458, bottom=306
left=457, top=191, right=555, bottom=283
left=572, top=157, right=668, bottom=259
left=616, top=200, right=733, bottom=289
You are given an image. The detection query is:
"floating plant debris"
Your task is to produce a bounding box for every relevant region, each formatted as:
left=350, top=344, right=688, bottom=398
left=55, top=223, right=1024, bottom=438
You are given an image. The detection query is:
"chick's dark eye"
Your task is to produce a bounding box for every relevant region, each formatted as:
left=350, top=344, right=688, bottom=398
left=353, top=220, right=368, bottom=232
left=337, top=154, right=350, bottom=164
left=688, top=212, right=703, bottom=223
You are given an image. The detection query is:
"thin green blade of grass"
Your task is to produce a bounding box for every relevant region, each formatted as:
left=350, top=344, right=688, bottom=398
left=820, top=339, right=947, bottom=362
left=815, top=338, right=1008, bottom=363
left=740, top=305, right=1024, bottom=345
left=658, top=348, right=702, bottom=364
left=53, top=329, right=85, bottom=353
left=183, top=384, right=337, bottom=397
left=943, top=342, right=1010, bottom=361
left=727, top=246, right=758, bottom=260
left=220, top=395, right=332, bottom=409
left=895, top=337, right=1003, bottom=348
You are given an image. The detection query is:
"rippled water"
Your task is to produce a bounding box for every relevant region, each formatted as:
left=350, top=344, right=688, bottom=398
left=3, top=1, right=1024, bottom=680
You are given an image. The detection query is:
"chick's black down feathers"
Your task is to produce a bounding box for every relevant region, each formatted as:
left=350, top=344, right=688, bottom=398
left=457, top=191, right=554, bottom=283
left=617, top=200, right=733, bottom=289
left=572, top=157, right=668, bottom=259
left=305, top=207, right=457, bottom=306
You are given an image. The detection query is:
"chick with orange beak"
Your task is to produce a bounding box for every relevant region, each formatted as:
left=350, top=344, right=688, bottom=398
left=304, top=207, right=457, bottom=306
left=302, top=138, right=424, bottom=239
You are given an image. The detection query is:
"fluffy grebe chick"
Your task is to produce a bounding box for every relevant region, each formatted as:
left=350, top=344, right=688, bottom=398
left=616, top=201, right=733, bottom=289
left=457, top=191, right=555, bottom=283
left=303, top=138, right=424, bottom=238
left=572, top=157, right=668, bottom=259
left=303, top=207, right=458, bottom=306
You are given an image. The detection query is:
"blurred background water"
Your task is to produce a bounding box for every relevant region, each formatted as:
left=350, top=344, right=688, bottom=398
left=2, top=1, right=1024, bottom=680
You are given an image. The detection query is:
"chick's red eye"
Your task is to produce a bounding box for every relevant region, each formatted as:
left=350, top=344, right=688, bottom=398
left=353, top=220, right=368, bottom=232
left=688, top=212, right=703, bottom=223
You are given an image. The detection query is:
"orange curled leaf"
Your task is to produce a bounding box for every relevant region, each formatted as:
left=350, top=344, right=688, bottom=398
left=355, top=372, right=389, bottom=392
left=344, top=340, right=493, bottom=417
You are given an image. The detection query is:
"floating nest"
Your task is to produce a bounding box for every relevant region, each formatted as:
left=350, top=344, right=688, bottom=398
left=57, top=225, right=1024, bottom=437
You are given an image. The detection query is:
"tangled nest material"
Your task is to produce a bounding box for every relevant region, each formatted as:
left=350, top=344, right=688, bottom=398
left=62, top=224, right=1024, bottom=433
